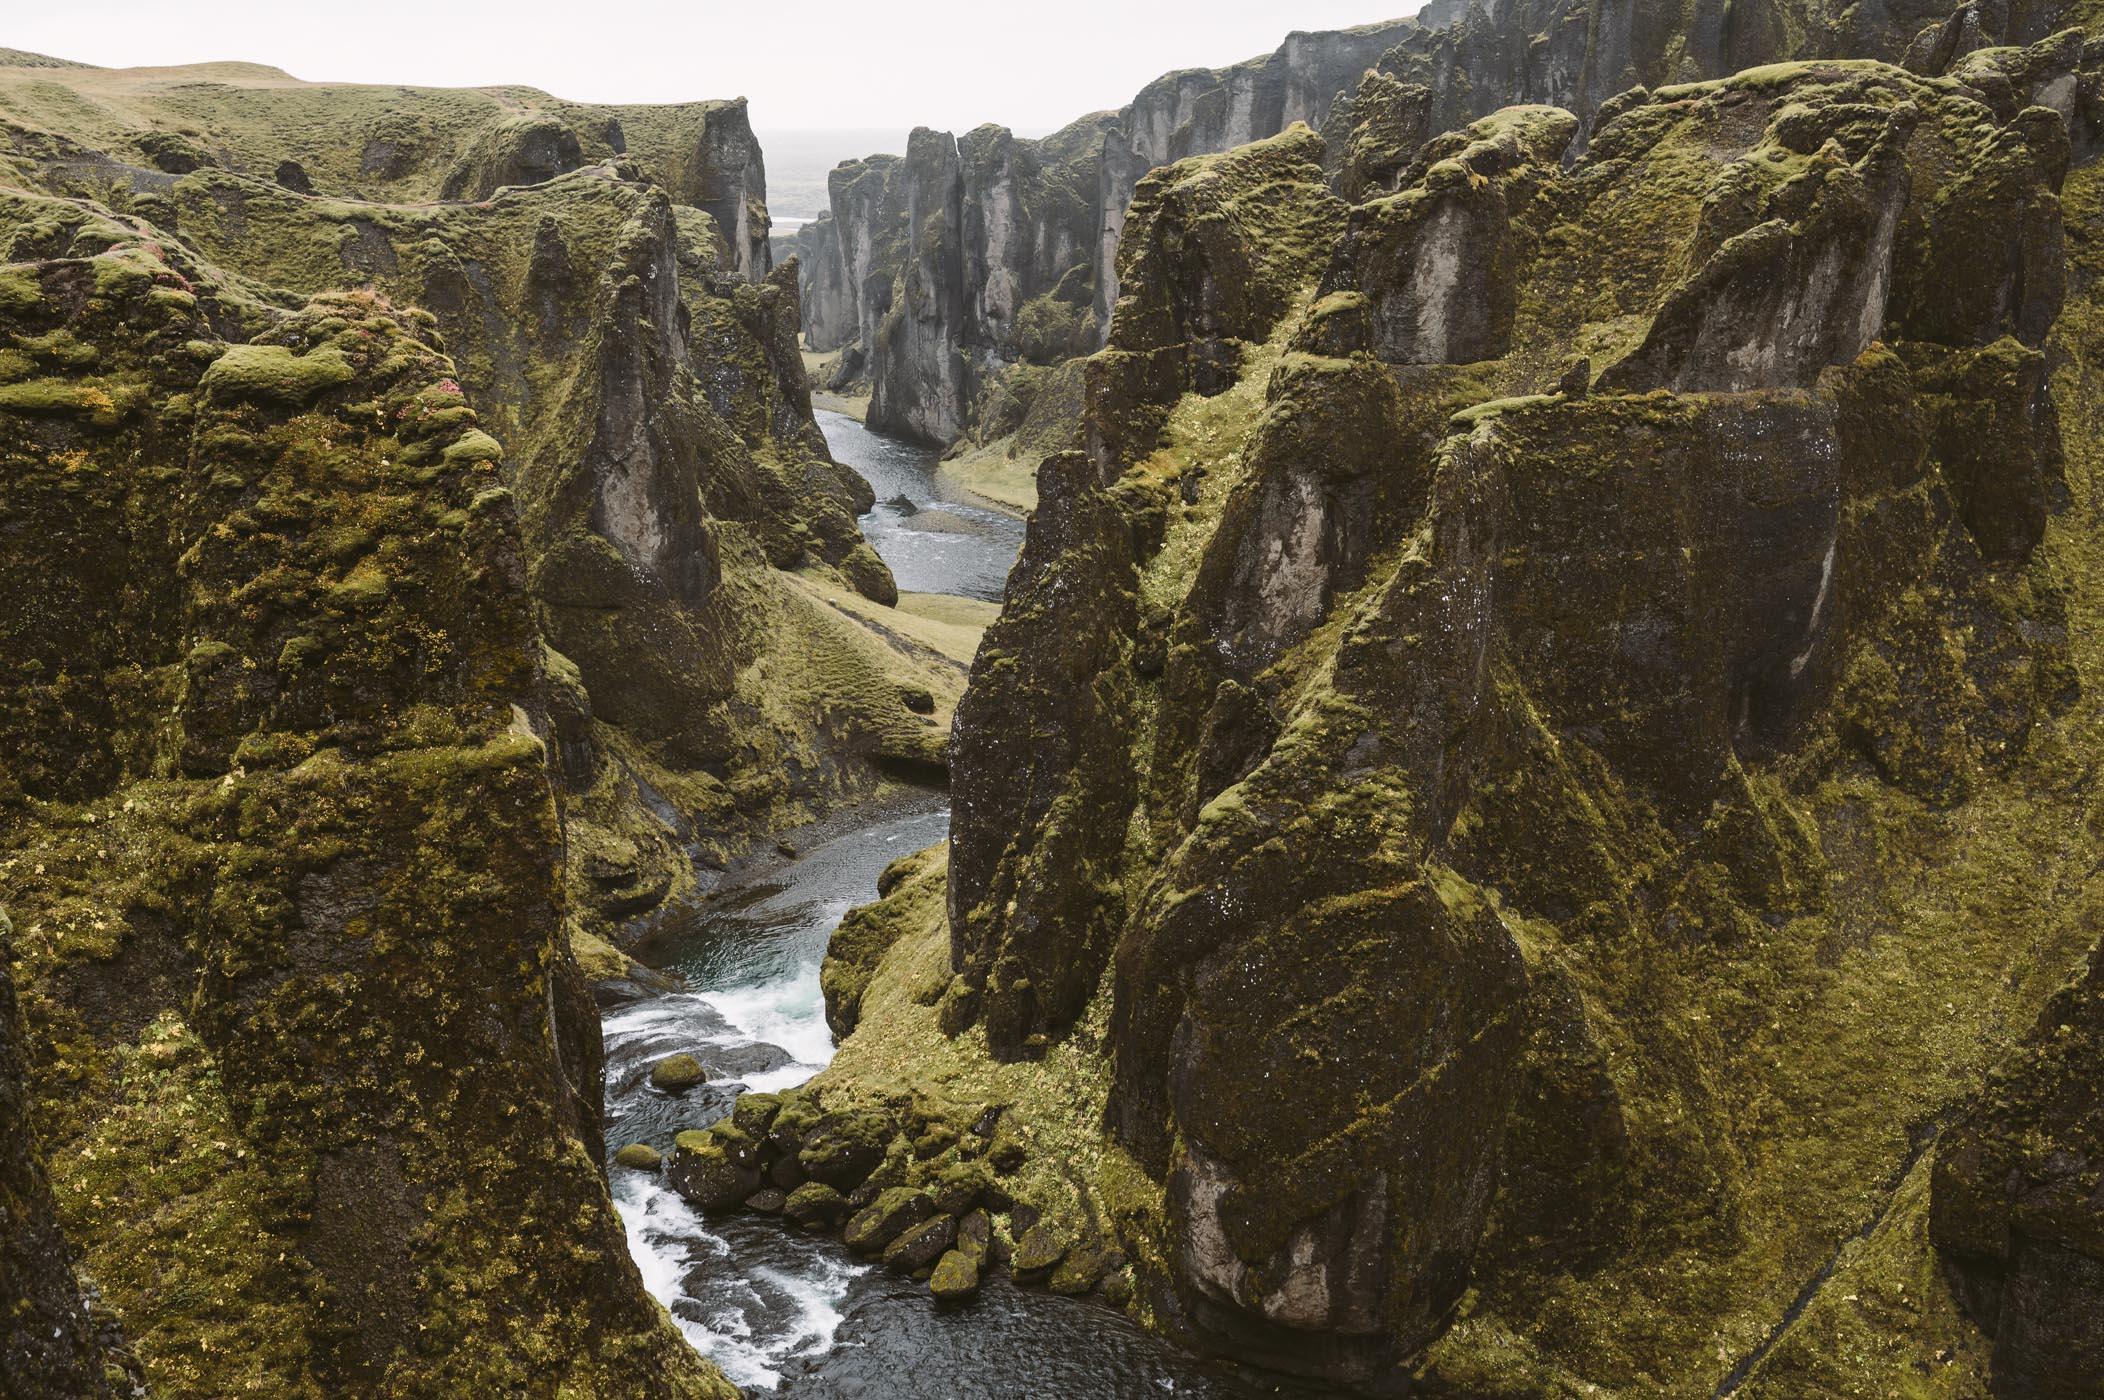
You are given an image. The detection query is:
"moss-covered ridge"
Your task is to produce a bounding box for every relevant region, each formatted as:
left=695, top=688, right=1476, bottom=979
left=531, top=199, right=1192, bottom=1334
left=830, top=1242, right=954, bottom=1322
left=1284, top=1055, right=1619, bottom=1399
left=853, top=36, right=2104, bottom=1395
left=0, top=53, right=773, bottom=276
left=796, top=18, right=1418, bottom=448
left=0, top=226, right=735, bottom=1395
left=0, top=73, right=974, bottom=953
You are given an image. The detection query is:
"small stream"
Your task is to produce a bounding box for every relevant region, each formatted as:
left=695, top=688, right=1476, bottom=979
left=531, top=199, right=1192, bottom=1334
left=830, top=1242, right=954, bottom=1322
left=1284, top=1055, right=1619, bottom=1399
left=601, top=420, right=1291, bottom=1397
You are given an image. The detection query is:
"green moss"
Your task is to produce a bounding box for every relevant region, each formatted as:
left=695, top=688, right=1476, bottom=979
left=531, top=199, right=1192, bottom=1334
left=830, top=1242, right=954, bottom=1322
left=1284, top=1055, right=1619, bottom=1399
left=199, top=344, right=354, bottom=405
left=442, top=427, right=503, bottom=466
left=648, top=1054, right=707, bottom=1091
left=0, top=375, right=144, bottom=428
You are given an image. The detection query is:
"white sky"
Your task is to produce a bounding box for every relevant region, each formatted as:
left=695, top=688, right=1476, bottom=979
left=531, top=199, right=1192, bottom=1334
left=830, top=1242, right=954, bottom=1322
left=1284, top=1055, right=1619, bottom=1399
left=7, top=1, right=1421, bottom=132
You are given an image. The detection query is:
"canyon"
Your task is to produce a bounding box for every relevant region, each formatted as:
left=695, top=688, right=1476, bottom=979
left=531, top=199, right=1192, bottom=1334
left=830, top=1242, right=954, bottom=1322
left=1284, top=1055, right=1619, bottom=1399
left=5, top=1, right=2104, bottom=1397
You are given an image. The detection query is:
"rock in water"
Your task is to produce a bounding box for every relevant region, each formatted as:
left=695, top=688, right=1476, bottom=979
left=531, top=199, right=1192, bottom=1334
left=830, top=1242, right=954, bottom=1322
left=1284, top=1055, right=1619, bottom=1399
left=613, top=1143, right=664, bottom=1171
left=882, top=1213, right=958, bottom=1273
left=929, top=1249, right=982, bottom=1301
left=783, top=1181, right=850, bottom=1229
left=843, top=1188, right=939, bottom=1254
left=649, top=1054, right=709, bottom=1092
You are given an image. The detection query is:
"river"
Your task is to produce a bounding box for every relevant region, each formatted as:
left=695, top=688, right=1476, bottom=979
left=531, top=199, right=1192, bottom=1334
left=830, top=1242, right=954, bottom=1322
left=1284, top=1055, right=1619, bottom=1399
left=599, top=415, right=1296, bottom=1397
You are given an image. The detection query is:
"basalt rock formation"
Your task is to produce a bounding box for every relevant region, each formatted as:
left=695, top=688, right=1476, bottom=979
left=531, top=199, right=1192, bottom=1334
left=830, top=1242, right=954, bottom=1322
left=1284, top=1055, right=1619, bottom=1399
left=0, top=52, right=965, bottom=1400
left=0, top=56, right=962, bottom=959
left=806, top=1, right=2102, bottom=463
left=796, top=9, right=2104, bottom=1396
left=0, top=222, right=735, bottom=1396
left=796, top=20, right=1416, bottom=446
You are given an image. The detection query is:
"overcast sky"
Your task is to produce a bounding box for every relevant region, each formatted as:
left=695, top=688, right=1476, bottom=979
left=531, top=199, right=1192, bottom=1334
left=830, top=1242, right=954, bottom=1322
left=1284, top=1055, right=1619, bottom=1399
left=9, top=2, right=1420, bottom=132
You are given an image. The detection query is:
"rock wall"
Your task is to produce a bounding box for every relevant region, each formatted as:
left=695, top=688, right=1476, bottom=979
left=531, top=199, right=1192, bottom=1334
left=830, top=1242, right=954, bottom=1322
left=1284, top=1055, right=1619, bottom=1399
left=1, top=914, right=114, bottom=1400
left=0, top=212, right=737, bottom=1396
left=800, top=8, right=2104, bottom=1395
left=797, top=20, right=1415, bottom=444
left=1, top=58, right=962, bottom=953
left=0, top=56, right=966, bottom=1400
left=803, top=2, right=2104, bottom=451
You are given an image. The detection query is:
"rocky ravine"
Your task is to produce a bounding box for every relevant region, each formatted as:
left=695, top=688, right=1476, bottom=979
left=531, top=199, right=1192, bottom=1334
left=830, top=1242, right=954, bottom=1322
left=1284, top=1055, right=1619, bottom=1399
left=0, top=56, right=972, bottom=1399
left=800, top=1, right=2104, bottom=465
left=666, top=4, right=2104, bottom=1397
left=795, top=19, right=1418, bottom=448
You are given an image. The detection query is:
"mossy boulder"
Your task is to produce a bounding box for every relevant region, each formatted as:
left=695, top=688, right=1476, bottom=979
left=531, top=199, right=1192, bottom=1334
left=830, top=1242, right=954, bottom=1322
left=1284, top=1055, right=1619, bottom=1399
left=931, top=1159, right=992, bottom=1216
left=881, top=1213, right=956, bottom=1274
left=668, top=1126, right=763, bottom=1211
left=783, top=1181, right=849, bottom=1229
left=929, top=1249, right=982, bottom=1302
left=842, top=1187, right=936, bottom=1255
left=1009, top=1224, right=1066, bottom=1278
left=613, top=1143, right=663, bottom=1172
left=648, top=1054, right=708, bottom=1092
left=731, top=1091, right=782, bottom=1136
left=1047, top=1237, right=1115, bottom=1296
left=797, top=1108, right=894, bottom=1187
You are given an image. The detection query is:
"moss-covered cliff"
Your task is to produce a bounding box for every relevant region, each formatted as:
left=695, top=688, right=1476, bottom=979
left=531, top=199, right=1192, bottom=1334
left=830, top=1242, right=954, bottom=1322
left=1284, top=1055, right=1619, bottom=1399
left=784, top=11, right=2104, bottom=1397
left=795, top=20, right=1416, bottom=449
left=0, top=218, right=738, bottom=1395
left=0, top=55, right=968, bottom=959
left=0, top=58, right=774, bottom=276
left=0, top=52, right=970, bottom=1400
left=803, top=0, right=2104, bottom=469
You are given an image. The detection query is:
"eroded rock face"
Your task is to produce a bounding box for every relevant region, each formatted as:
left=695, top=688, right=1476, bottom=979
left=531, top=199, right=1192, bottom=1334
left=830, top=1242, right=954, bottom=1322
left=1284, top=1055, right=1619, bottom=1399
left=1085, top=127, right=1349, bottom=477
left=938, top=37, right=2103, bottom=1392
left=0, top=133, right=935, bottom=949
left=0, top=221, right=735, bottom=1396
left=0, top=56, right=939, bottom=1400
left=1324, top=105, right=1577, bottom=366
left=795, top=0, right=2085, bottom=453
left=0, top=918, right=110, bottom=1400
left=798, top=21, right=1411, bottom=445
left=1933, top=943, right=2104, bottom=1398
left=0, top=64, right=775, bottom=281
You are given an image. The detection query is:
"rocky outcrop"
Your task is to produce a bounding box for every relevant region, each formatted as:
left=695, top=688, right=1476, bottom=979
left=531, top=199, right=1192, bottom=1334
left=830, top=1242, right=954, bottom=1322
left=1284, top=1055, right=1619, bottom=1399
left=803, top=2, right=2104, bottom=453
left=848, top=18, right=2104, bottom=1393
left=0, top=60, right=775, bottom=278
left=797, top=21, right=1414, bottom=445
left=0, top=69, right=962, bottom=952
left=0, top=215, right=737, bottom=1395
left=0, top=54, right=961, bottom=1400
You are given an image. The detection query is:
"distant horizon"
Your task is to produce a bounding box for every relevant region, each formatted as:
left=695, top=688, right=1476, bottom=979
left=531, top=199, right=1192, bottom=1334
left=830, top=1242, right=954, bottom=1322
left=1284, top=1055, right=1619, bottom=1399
left=4, top=2, right=1423, bottom=132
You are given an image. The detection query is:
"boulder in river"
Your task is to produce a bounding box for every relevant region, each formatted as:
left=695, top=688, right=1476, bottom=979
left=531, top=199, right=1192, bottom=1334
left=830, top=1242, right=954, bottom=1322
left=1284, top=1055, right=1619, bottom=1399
left=784, top=1182, right=850, bottom=1229
left=669, top=1125, right=764, bottom=1211
left=883, top=1214, right=957, bottom=1274
left=930, top=1249, right=982, bottom=1301
left=613, top=1143, right=664, bottom=1171
left=649, top=1054, right=708, bottom=1092
left=844, top=1188, right=937, bottom=1254
left=702, top=1043, right=797, bottom=1078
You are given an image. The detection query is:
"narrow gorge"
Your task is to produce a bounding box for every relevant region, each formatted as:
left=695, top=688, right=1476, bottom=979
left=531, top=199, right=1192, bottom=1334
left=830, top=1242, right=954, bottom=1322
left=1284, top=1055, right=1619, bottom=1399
left=7, top=2, right=2104, bottom=1398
